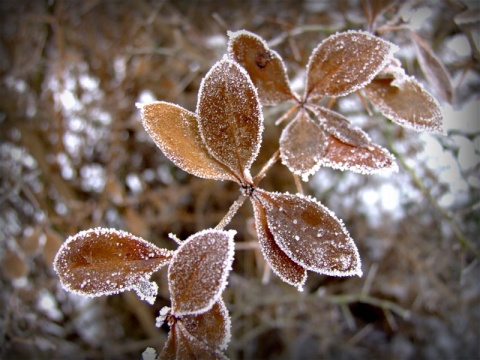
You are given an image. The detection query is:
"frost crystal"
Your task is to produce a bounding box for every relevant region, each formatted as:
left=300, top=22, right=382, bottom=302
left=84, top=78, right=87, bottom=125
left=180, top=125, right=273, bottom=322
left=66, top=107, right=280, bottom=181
left=168, top=229, right=236, bottom=316
left=53, top=228, right=173, bottom=302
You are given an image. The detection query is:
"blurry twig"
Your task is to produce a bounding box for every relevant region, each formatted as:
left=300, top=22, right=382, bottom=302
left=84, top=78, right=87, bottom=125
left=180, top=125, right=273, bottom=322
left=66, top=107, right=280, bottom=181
left=392, top=147, right=480, bottom=258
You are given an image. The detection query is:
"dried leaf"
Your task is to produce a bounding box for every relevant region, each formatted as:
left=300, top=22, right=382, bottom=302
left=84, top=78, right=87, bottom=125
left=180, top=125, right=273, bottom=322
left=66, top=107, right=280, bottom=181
left=180, top=299, right=231, bottom=351
left=197, top=58, right=264, bottom=183
left=161, top=321, right=228, bottom=360
left=138, top=101, right=236, bottom=182
left=2, top=248, right=29, bottom=280
left=364, top=0, right=399, bottom=29
left=251, top=197, right=307, bottom=290
left=53, top=228, right=173, bottom=304
left=305, top=31, right=398, bottom=99
left=228, top=30, right=299, bottom=105
left=412, top=33, right=454, bottom=103
left=279, top=110, right=328, bottom=181
left=168, top=229, right=235, bottom=316
left=321, top=135, right=398, bottom=175
left=255, top=190, right=362, bottom=277
left=309, top=105, right=371, bottom=148
left=364, top=76, right=443, bottom=133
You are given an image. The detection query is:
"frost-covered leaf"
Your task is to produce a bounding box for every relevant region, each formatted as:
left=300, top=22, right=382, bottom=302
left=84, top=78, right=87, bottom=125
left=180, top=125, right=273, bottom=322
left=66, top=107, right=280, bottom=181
left=309, top=105, right=371, bottom=148
left=228, top=30, right=299, bottom=105
left=364, top=76, right=443, bottom=133
left=159, top=299, right=230, bottom=360
left=412, top=33, right=454, bottom=103
left=53, top=228, right=173, bottom=303
left=161, top=321, right=228, bottom=360
left=279, top=110, right=328, bottom=181
left=305, top=31, right=398, bottom=99
left=180, top=298, right=231, bottom=351
left=197, top=58, right=264, bottom=183
left=138, top=102, right=236, bottom=182
left=320, top=135, right=398, bottom=175
left=251, top=197, right=307, bottom=290
left=168, top=229, right=235, bottom=316
left=255, top=190, right=362, bottom=277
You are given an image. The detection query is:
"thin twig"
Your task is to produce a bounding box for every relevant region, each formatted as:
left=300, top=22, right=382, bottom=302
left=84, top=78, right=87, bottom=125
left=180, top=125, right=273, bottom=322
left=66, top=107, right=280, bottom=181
left=275, top=104, right=299, bottom=125
left=253, top=149, right=280, bottom=186
left=214, top=195, right=247, bottom=230
left=393, top=147, right=480, bottom=258
left=293, top=174, right=304, bottom=195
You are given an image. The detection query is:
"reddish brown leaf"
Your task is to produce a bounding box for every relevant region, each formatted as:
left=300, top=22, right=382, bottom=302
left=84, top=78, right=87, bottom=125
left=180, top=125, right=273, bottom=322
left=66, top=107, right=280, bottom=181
left=321, top=135, right=398, bottom=174
left=364, top=77, right=443, bottom=133
left=181, top=299, right=231, bottom=351
left=279, top=110, right=328, bottom=181
left=364, top=0, right=399, bottom=29
left=53, top=228, right=173, bottom=304
left=159, top=299, right=230, bottom=360
left=305, top=31, right=398, bottom=99
left=168, top=229, right=235, bottom=316
left=228, top=30, right=299, bottom=105
left=255, top=190, right=362, bottom=277
left=412, top=32, right=454, bottom=103
left=251, top=197, right=307, bottom=290
left=161, top=321, right=228, bottom=360
left=197, top=58, right=264, bottom=183
left=138, top=101, right=236, bottom=182
left=309, top=105, right=371, bottom=148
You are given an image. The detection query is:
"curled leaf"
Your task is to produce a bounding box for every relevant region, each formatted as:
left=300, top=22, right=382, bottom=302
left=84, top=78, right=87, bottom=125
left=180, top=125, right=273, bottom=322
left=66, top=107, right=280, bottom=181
left=321, top=135, right=398, bottom=175
left=138, top=101, right=236, bottom=182
left=251, top=197, right=307, bottom=290
left=309, top=105, right=371, bottom=148
left=255, top=190, right=362, bottom=277
left=364, top=76, right=443, bottom=133
left=412, top=32, right=454, bottom=103
left=168, top=229, right=235, bottom=316
left=197, top=58, right=264, bottom=183
left=53, top=228, right=173, bottom=304
left=160, top=299, right=231, bottom=360
left=279, top=110, right=328, bottom=181
left=305, top=30, right=398, bottom=99
left=228, top=30, right=299, bottom=105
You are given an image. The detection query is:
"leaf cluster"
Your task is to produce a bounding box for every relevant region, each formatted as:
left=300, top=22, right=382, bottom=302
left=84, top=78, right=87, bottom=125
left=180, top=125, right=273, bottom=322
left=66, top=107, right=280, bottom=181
left=53, top=24, right=445, bottom=358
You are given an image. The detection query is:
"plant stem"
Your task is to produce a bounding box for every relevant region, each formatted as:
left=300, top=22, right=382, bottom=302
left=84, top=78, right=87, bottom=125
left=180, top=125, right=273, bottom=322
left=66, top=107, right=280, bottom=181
left=253, top=149, right=280, bottom=186
left=214, top=195, right=247, bottom=230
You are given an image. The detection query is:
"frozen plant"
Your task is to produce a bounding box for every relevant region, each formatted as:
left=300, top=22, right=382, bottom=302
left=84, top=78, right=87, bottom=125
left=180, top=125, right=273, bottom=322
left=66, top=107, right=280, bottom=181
left=53, top=22, right=445, bottom=358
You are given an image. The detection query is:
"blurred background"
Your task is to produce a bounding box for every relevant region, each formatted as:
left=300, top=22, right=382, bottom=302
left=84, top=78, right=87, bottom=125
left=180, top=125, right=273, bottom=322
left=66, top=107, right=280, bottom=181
left=1, top=0, right=479, bottom=359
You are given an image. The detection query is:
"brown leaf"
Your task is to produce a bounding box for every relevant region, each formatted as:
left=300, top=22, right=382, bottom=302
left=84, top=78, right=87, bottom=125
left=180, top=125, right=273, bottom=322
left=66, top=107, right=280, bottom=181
left=228, top=30, right=299, bottom=105
left=309, top=105, right=371, bottom=148
left=161, top=321, right=228, bottom=360
left=251, top=197, right=307, bottom=290
left=181, top=299, right=231, bottom=351
left=279, top=110, right=328, bottom=181
left=2, top=248, right=29, bottom=280
left=168, top=229, right=235, bottom=316
left=320, top=135, right=398, bottom=175
left=364, top=0, right=399, bottom=29
left=53, top=228, right=173, bottom=303
left=412, top=32, right=454, bottom=103
left=197, top=59, right=264, bottom=183
left=305, top=31, right=398, bottom=99
left=139, top=101, right=236, bottom=182
left=364, top=77, right=443, bottom=133
left=255, top=190, right=362, bottom=277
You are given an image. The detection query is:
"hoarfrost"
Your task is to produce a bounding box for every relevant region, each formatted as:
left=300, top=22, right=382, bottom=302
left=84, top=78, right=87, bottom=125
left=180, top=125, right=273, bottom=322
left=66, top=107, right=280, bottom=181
left=256, top=190, right=362, bottom=277
left=305, top=30, right=398, bottom=99
left=196, top=58, right=264, bottom=183
left=168, top=229, right=235, bottom=316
